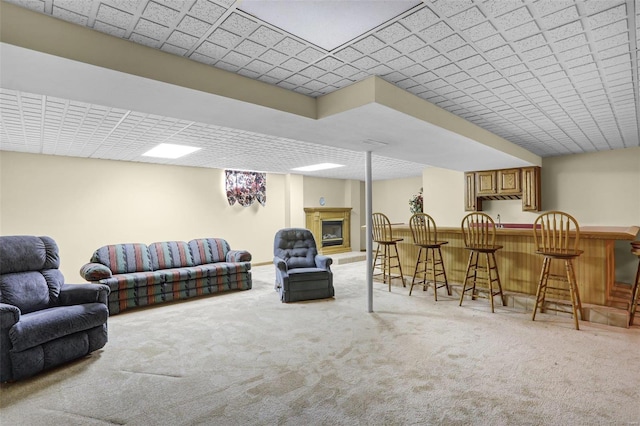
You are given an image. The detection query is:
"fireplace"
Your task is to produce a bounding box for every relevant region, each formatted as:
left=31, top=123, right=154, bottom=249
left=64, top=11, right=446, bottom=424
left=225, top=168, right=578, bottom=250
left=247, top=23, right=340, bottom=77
left=322, top=219, right=343, bottom=247
left=304, top=207, right=352, bottom=254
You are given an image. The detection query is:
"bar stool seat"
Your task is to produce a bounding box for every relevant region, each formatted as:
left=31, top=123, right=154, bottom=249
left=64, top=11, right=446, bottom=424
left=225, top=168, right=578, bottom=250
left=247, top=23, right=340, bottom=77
left=409, top=213, right=450, bottom=300
left=371, top=212, right=405, bottom=291
left=629, top=241, right=640, bottom=327
left=532, top=211, right=583, bottom=330
left=459, top=213, right=505, bottom=312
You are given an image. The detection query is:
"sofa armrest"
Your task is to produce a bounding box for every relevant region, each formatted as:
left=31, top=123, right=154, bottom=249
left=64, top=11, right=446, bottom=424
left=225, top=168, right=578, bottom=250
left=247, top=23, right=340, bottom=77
left=227, top=250, right=252, bottom=263
left=59, top=284, right=110, bottom=306
left=273, top=256, right=288, bottom=273
left=0, top=303, right=20, bottom=329
left=79, top=262, right=112, bottom=282
left=315, top=255, right=333, bottom=270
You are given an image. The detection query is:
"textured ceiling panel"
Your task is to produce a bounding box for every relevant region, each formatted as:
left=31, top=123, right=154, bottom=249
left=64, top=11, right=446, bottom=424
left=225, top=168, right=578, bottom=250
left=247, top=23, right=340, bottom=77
left=1, top=0, right=639, bottom=180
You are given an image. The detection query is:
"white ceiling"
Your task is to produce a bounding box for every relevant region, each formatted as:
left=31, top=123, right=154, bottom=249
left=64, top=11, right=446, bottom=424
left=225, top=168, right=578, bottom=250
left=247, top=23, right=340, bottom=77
left=1, top=0, right=639, bottom=180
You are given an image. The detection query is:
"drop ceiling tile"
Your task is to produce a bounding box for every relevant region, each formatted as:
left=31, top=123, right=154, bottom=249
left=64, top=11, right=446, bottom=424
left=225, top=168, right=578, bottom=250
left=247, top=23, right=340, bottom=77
left=352, top=56, right=379, bottom=69
left=280, top=57, right=307, bottom=71
left=316, top=72, right=342, bottom=85
left=462, top=21, right=498, bottom=41
left=387, top=55, right=415, bottom=69
left=591, top=20, right=628, bottom=40
left=546, top=21, right=584, bottom=43
left=540, top=6, right=580, bottom=31
left=396, top=78, right=419, bottom=90
left=93, top=21, right=128, bottom=38
left=400, top=6, right=440, bottom=32
left=167, top=31, right=198, bottom=49
left=249, top=26, right=285, bottom=47
left=413, top=71, right=439, bottom=84
left=266, top=67, right=291, bottom=80
left=142, top=1, right=180, bottom=27
left=435, top=63, right=462, bottom=77
left=235, top=39, right=266, bottom=57
left=449, top=6, right=486, bottom=30
left=433, top=34, right=466, bottom=52
left=333, top=64, right=360, bottom=77
left=376, top=22, right=412, bottom=43
left=300, top=65, right=325, bottom=79
left=504, top=21, right=541, bottom=42
left=411, top=45, right=440, bottom=61
left=520, top=44, right=553, bottom=61
left=220, top=13, right=259, bottom=36
left=161, top=43, right=188, bottom=56
left=598, top=43, right=631, bottom=59
left=260, top=49, right=288, bottom=65
left=177, top=15, right=211, bottom=38
left=475, top=33, right=507, bottom=51
left=457, top=54, right=486, bottom=69
left=569, top=62, right=598, bottom=75
left=421, top=22, right=456, bottom=43
left=193, top=41, right=226, bottom=58
left=190, top=51, right=217, bottom=65
left=130, top=32, right=160, bottom=48
left=588, top=4, right=627, bottom=29
left=423, top=55, right=451, bottom=69
left=394, top=34, right=428, bottom=53
left=433, top=0, right=474, bottom=17
left=221, top=50, right=252, bottom=67
left=52, top=7, right=88, bottom=26
left=370, top=46, right=402, bottom=62
left=315, top=57, right=344, bottom=71
left=244, top=59, right=273, bottom=74
left=96, top=3, right=134, bottom=27
left=298, top=47, right=324, bottom=62
left=501, top=63, right=528, bottom=76
left=485, top=45, right=515, bottom=60
left=353, top=36, right=386, bottom=54
left=494, top=7, right=533, bottom=31
left=402, top=63, right=429, bottom=76
left=369, top=64, right=394, bottom=75
left=209, top=28, right=242, bottom=48
left=334, top=47, right=364, bottom=62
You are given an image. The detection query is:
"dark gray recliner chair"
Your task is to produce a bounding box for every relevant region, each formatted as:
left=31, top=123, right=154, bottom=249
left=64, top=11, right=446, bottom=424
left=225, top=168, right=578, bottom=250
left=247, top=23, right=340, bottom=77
left=0, top=235, right=110, bottom=382
left=273, top=228, right=334, bottom=303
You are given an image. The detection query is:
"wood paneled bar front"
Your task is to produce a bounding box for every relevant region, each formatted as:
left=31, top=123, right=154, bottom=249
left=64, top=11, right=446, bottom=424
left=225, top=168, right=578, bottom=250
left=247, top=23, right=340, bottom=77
left=389, top=224, right=639, bottom=306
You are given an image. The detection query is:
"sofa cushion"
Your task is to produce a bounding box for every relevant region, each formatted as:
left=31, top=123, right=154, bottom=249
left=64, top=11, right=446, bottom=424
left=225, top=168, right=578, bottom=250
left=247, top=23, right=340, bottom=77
left=91, top=244, right=152, bottom=274
left=99, top=271, right=165, bottom=290
left=149, top=241, right=194, bottom=269
left=0, top=270, right=64, bottom=314
left=189, top=238, right=231, bottom=265
left=9, top=303, right=109, bottom=352
left=182, top=262, right=251, bottom=279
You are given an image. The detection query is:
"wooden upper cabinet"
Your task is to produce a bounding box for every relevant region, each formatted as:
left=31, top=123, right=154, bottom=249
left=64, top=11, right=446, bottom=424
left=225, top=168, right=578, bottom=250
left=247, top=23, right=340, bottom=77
left=464, top=172, right=481, bottom=211
left=521, top=166, right=541, bottom=211
left=464, top=166, right=542, bottom=212
left=497, top=168, right=521, bottom=194
left=475, top=170, right=497, bottom=196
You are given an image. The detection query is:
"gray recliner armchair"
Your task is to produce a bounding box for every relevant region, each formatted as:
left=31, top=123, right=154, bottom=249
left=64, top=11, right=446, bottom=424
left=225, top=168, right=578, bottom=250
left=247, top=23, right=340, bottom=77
left=0, top=235, right=110, bottom=382
left=273, top=228, right=334, bottom=303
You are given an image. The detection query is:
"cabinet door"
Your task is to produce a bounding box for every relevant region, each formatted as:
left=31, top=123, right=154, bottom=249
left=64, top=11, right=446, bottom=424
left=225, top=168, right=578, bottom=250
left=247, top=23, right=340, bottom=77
left=476, top=171, right=497, bottom=196
left=522, top=167, right=541, bottom=211
left=464, top=172, right=481, bottom=211
left=498, top=168, right=521, bottom=194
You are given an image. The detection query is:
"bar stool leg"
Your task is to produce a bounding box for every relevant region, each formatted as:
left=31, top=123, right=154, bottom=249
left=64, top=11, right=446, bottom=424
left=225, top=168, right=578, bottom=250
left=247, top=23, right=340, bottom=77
left=485, top=253, right=495, bottom=313
left=393, top=244, right=405, bottom=287
left=629, top=259, right=640, bottom=326
left=409, top=247, right=424, bottom=296
left=436, top=247, right=451, bottom=296
left=533, top=257, right=551, bottom=321
left=565, top=259, right=581, bottom=330
left=428, top=247, right=437, bottom=301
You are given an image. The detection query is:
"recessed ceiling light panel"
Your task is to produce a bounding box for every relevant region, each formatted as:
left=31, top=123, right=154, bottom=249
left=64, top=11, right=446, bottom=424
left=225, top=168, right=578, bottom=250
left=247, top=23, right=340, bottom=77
left=292, top=162, right=345, bottom=172
left=238, top=1, right=421, bottom=51
left=142, top=143, right=201, bottom=159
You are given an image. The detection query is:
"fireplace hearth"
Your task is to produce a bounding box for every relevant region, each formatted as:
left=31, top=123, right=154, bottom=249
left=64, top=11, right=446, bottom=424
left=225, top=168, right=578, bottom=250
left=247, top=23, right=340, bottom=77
left=304, top=207, right=352, bottom=254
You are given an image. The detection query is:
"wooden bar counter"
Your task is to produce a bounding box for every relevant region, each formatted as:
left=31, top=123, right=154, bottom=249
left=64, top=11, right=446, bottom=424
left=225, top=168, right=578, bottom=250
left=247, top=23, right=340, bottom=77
left=389, top=224, right=639, bottom=306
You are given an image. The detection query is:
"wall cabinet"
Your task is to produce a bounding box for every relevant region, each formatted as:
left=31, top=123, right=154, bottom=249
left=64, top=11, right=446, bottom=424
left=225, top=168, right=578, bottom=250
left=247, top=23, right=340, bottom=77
left=464, top=166, right=541, bottom=212
left=521, top=167, right=541, bottom=211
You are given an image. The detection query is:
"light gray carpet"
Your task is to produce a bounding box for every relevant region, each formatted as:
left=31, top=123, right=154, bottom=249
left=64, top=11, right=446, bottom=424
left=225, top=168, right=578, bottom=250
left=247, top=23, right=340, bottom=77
left=1, top=261, right=639, bottom=425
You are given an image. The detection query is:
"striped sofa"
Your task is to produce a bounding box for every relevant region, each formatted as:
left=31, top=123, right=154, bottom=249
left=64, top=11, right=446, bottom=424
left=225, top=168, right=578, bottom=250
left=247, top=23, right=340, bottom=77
left=80, top=238, right=251, bottom=314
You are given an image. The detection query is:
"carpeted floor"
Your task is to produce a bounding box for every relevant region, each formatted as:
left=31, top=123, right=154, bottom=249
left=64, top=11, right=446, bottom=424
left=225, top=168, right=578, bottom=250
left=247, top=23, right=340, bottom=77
left=1, top=261, right=639, bottom=425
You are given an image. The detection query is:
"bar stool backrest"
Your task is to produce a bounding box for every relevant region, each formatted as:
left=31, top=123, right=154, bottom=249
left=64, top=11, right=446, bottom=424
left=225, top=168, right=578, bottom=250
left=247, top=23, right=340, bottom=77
left=409, top=213, right=438, bottom=245
left=372, top=213, right=393, bottom=243
left=461, top=212, right=496, bottom=248
left=533, top=211, right=580, bottom=253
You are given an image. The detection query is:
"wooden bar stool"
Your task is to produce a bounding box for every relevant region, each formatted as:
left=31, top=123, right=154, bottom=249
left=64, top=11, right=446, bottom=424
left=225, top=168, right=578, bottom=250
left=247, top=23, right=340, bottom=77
left=532, top=211, right=583, bottom=330
left=629, top=241, right=640, bottom=327
left=459, top=212, right=505, bottom=312
left=371, top=212, right=405, bottom=291
left=408, top=213, right=450, bottom=300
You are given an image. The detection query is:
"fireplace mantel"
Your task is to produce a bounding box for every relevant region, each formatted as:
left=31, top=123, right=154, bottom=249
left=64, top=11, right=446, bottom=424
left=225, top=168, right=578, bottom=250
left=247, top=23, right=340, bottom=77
left=304, top=207, right=352, bottom=255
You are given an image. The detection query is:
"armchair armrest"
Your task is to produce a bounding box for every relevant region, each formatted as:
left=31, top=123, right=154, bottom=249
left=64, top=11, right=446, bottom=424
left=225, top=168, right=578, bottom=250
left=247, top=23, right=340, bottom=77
left=0, top=303, right=20, bottom=329
left=59, top=284, right=110, bottom=306
left=227, top=250, right=252, bottom=262
left=315, top=255, right=333, bottom=270
left=273, top=256, right=288, bottom=273
left=79, top=262, right=112, bottom=282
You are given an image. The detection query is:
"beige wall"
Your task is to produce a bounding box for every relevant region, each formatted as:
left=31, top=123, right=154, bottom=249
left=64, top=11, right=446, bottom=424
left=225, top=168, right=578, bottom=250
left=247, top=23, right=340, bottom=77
left=3, top=148, right=638, bottom=282
left=0, top=152, right=291, bottom=279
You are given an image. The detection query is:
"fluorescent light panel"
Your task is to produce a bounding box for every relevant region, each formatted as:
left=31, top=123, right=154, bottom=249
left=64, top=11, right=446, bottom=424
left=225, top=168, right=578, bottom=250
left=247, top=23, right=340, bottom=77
left=292, top=163, right=345, bottom=171
left=238, top=1, right=421, bottom=51
left=142, top=143, right=200, bottom=159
